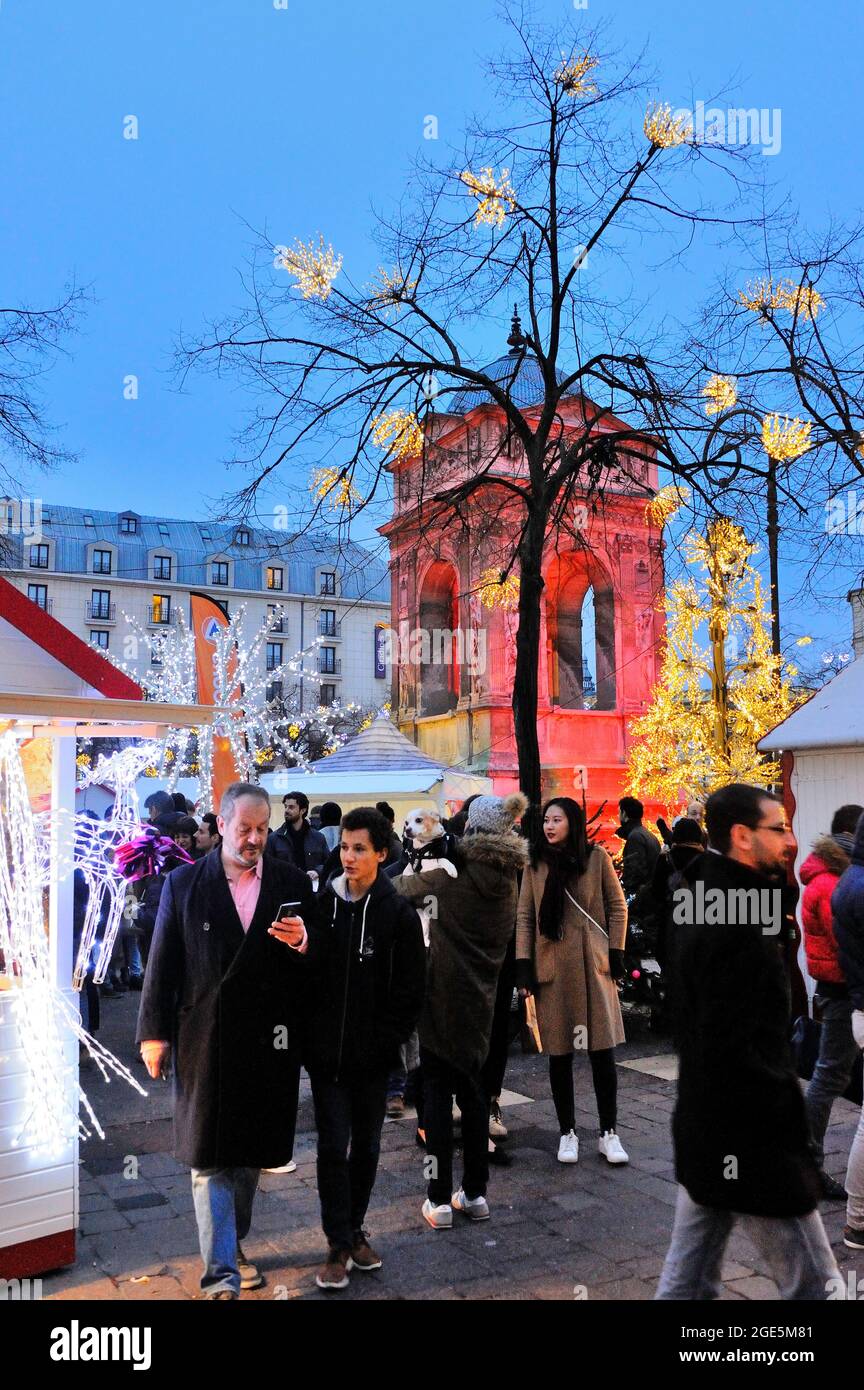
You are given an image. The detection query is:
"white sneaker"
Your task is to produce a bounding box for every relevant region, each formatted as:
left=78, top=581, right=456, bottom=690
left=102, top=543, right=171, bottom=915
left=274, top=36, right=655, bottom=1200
left=452, top=1188, right=490, bottom=1221
left=262, top=1160, right=297, bottom=1174
left=598, top=1130, right=629, bottom=1165
left=422, top=1199, right=453, bottom=1230
left=557, top=1130, right=579, bottom=1164
left=489, top=1099, right=508, bottom=1140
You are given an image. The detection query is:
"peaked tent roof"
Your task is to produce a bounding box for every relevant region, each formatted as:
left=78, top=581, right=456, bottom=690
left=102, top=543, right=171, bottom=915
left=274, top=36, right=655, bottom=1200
left=0, top=575, right=142, bottom=700
left=311, top=712, right=459, bottom=774
left=758, top=657, right=864, bottom=752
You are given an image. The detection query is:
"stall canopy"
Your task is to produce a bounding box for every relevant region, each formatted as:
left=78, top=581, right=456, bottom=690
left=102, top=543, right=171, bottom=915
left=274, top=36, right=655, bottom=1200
left=758, top=656, right=864, bottom=753
left=261, top=712, right=492, bottom=811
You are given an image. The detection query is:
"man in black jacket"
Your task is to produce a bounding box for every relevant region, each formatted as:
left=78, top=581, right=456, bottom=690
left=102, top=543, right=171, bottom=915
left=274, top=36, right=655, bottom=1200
left=656, top=783, right=840, bottom=1300
left=270, top=791, right=329, bottom=881
left=305, top=807, right=425, bottom=1292
left=136, top=782, right=314, bottom=1300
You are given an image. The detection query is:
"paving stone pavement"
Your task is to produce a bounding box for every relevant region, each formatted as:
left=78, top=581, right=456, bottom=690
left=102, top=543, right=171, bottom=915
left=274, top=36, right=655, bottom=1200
left=44, top=992, right=862, bottom=1302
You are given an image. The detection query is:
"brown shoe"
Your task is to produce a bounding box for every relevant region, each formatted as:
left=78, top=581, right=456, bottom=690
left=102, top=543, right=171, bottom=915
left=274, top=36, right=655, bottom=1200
left=351, top=1230, right=383, bottom=1271
left=237, top=1244, right=264, bottom=1290
left=386, top=1095, right=405, bottom=1118
left=315, top=1247, right=353, bottom=1290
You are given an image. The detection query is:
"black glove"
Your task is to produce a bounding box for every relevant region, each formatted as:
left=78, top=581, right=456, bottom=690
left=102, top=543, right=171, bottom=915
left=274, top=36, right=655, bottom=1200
left=514, top=958, right=535, bottom=993
left=609, top=949, right=626, bottom=981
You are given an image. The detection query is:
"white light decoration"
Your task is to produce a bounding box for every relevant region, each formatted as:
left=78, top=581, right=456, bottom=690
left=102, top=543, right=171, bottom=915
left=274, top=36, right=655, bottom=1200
left=106, top=603, right=362, bottom=800
left=0, top=731, right=146, bottom=1154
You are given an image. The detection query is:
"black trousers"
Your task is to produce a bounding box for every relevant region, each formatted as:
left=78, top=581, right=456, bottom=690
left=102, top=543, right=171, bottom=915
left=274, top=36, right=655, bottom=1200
left=420, top=1045, right=489, bottom=1205
left=549, top=1050, right=617, bottom=1134
left=310, top=1069, right=389, bottom=1252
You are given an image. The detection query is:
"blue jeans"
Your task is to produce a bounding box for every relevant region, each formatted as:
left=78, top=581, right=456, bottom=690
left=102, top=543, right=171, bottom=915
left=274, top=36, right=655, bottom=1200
left=190, top=1167, right=259, bottom=1296
left=804, top=994, right=858, bottom=1167
left=656, top=1186, right=840, bottom=1300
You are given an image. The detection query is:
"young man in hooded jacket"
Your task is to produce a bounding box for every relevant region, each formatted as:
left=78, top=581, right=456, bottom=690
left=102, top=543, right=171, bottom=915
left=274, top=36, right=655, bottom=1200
left=304, top=807, right=426, bottom=1291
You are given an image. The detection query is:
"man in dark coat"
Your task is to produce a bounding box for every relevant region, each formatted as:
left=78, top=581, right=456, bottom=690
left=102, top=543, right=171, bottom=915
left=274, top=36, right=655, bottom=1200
left=831, top=809, right=864, bottom=1248
left=269, top=790, right=329, bottom=881
left=136, top=782, right=314, bottom=1300
left=305, top=807, right=425, bottom=1292
left=656, top=783, right=840, bottom=1300
left=617, top=796, right=661, bottom=898
left=394, top=793, right=528, bottom=1230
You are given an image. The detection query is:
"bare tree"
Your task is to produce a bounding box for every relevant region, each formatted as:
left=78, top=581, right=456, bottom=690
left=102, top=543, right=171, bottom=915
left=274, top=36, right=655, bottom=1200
left=179, top=6, right=860, bottom=802
left=0, top=285, right=86, bottom=488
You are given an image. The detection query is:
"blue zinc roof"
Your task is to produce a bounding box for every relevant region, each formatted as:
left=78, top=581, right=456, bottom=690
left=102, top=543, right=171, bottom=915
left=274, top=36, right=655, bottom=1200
left=7, top=504, right=389, bottom=603
left=446, top=350, right=570, bottom=415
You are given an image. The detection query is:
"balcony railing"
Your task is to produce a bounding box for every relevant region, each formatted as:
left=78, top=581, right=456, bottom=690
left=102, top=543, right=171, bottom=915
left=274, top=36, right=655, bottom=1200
left=30, top=595, right=53, bottom=613
left=317, top=655, right=341, bottom=675
left=148, top=605, right=178, bottom=626
left=85, top=601, right=115, bottom=622
left=317, top=618, right=341, bottom=638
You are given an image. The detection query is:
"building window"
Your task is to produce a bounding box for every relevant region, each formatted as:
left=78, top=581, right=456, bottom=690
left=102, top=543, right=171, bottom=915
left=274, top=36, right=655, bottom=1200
left=265, top=680, right=283, bottom=704
left=90, top=630, right=109, bottom=650
left=319, top=646, right=336, bottom=674
left=28, top=583, right=48, bottom=610
left=320, top=683, right=336, bottom=707
left=319, top=609, right=336, bottom=636
left=157, top=523, right=170, bottom=540
left=120, top=515, right=138, bottom=534
left=83, top=514, right=95, bottom=527
left=154, top=554, right=172, bottom=581
left=151, top=594, right=171, bottom=624
left=212, top=561, right=229, bottom=586
left=320, top=571, right=336, bottom=596
left=151, top=647, right=163, bottom=666
left=266, top=641, right=283, bottom=671
left=267, top=603, right=283, bottom=632
left=29, top=543, right=49, bottom=568
left=236, top=529, right=250, bottom=546
left=89, top=589, right=112, bottom=621
left=267, top=566, right=283, bottom=592
left=93, top=548, right=112, bottom=575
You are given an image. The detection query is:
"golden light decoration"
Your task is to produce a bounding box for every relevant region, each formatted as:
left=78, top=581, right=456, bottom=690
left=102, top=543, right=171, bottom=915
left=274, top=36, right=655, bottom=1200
left=276, top=235, right=343, bottom=301
left=796, top=635, right=813, bottom=647
left=554, top=53, right=599, bottom=97
left=76, top=752, right=91, bottom=771
left=371, top=409, right=424, bottom=461
left=369, top=266, right=417, bottom=308
left=143, top=766, right=158, bottom=778
left=310, top=466, right=363, bottom=511
left=478, top=565, right=520, bottom=611
left=761, top=413, right=812, bottom=462
left=254, top=747, right=274, bottom=766
left=738, top=277, right=824, bottom=320
left=643, top=102, right=692, bottom=149
left=287, top=724, right=300, bottom=739
left=645, top=484, right=691, bottom=527
left=460, top=167, right=517, bottom=229
left=702, top=374, right=737, bottom=416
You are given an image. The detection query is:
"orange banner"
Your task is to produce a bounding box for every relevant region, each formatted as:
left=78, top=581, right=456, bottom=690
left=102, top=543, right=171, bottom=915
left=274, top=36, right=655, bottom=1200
left=189, top=591, right=241, bottom=809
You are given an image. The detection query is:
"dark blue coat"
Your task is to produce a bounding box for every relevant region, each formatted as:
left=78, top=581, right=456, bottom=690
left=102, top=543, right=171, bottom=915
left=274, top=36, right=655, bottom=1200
left=135, top=847, right=314, bottom=1169
left=833, top=814, right=864, bottom=1010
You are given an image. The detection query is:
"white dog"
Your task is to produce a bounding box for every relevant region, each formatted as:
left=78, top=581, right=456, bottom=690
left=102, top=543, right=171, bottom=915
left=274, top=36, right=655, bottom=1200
left=400, top=808, right=458, bottom=945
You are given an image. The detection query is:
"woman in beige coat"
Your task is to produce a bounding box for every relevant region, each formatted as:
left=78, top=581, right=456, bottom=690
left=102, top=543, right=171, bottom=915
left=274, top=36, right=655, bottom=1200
left=516, top=797, right=629, bottom=1166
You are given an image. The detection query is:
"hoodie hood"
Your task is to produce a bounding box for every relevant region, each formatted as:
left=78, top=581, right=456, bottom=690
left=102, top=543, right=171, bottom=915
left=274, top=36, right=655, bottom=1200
left=329, top=867, right=398, bottom=905
left=800, top=836, right=851, bottom=883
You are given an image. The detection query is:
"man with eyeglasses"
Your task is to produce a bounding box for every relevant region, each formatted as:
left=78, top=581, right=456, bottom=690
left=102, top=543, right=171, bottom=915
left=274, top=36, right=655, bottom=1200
left=656, top=783, right=840, bottom=1300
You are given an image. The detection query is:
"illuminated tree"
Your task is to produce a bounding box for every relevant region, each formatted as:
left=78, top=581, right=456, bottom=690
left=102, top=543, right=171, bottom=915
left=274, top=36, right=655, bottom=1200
left=627, top=518, right=802, bottom=805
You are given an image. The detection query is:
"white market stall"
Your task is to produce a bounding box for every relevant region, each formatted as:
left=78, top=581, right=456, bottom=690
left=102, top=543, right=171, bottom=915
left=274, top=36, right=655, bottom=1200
left=260, top=711, right=492, bottom=824
left=759, top=656, right=864, bottom=999
left=0, top=576, right=217, bottom=1278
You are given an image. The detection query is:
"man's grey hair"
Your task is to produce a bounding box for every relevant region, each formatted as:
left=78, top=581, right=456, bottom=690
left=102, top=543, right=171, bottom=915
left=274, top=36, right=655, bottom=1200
left=219, top=782, right=271, bottom=821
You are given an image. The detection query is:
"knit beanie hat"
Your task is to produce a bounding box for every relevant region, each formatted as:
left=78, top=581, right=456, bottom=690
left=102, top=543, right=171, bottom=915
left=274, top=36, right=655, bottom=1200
left=672, top=817, right=703, bottom=847
left=466, top=792, right=529, bottom=835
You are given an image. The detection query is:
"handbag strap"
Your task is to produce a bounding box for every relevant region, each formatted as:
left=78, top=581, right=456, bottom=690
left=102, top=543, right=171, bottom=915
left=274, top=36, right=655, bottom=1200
left=564, top=887, right=609, bottom=939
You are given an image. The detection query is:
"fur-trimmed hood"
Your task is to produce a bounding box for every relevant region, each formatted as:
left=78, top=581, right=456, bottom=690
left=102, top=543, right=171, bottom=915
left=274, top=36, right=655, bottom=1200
left=801, top=835, right=851, bottom=882
left=456, top=830, right=529, bottom=877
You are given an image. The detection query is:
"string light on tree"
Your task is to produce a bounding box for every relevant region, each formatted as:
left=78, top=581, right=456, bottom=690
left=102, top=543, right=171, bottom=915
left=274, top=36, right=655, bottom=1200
left=275, top=235, right=343, bottom=301
left=643, top=102, right=693, bottom=149
left=460, top=167, right=517, bottom=228
left=702, top=375, right=737, bottom=416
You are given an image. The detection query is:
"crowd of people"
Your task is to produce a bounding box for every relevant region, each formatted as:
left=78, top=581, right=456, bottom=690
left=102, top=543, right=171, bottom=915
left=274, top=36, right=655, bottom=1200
left=78, top=776, right=864, bottom=1300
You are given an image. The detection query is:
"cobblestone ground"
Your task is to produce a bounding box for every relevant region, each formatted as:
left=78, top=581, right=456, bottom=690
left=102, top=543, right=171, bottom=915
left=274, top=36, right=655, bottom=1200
left=44, top=992, right=860, bottom=1302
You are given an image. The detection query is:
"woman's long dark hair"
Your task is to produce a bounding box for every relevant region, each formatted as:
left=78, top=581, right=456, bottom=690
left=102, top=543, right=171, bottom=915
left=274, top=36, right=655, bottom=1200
left=531, top=797, right=591, bottom=874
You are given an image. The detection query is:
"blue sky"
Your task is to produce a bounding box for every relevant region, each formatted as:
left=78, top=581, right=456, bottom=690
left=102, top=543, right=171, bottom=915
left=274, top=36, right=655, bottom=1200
left=1, top=0, right=861, bottom=653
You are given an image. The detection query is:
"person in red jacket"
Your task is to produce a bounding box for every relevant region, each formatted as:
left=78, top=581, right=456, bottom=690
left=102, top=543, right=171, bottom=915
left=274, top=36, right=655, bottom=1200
left=802, top=803, right=863, bottom=1200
